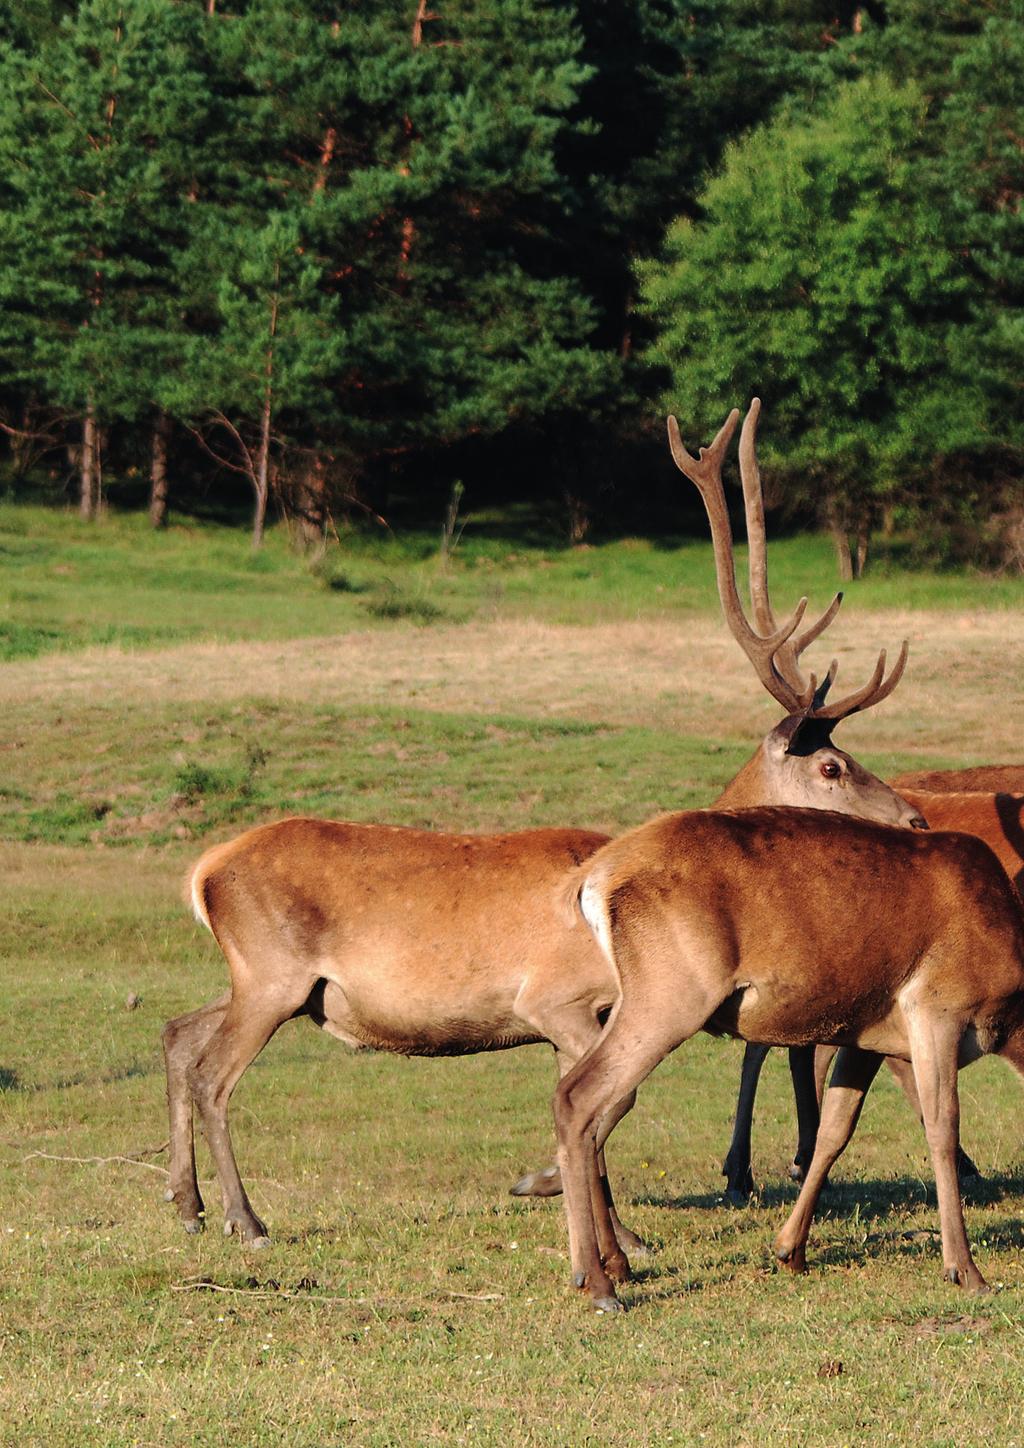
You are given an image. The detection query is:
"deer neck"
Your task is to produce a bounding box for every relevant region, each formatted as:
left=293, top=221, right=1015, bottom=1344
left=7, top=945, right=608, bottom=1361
left=712, top=747, right=775, bottom=809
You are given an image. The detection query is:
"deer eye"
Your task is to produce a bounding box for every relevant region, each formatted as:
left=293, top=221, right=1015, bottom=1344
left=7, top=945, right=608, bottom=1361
left=820, top=759, right=842, bottom=779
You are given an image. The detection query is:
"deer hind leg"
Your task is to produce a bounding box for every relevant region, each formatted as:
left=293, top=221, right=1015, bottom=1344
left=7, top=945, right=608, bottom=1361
left=509, top=1001, right=644, bottom=1255
left=187, top=979, right=312, bottom=1246
left=883, top=1055, right=982, bottom=1184
left=906, top=1012, right=987, bottom=1291
left=774, top=1046, right=884, bottom=1274
left=161, top=991, right=230, bottom=1231
left=554, top=986, right=723, bottom=1313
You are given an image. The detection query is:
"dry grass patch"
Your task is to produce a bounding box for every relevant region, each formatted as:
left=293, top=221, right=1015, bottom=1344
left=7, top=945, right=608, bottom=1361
left=3, top=608, right=1023, bottom=763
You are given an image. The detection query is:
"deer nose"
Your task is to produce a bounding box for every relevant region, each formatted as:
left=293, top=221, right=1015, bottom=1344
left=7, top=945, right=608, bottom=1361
left=909, top=814, right=929, bottom=830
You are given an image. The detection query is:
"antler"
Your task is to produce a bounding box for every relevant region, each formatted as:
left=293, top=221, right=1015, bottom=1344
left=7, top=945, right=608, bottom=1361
left=669, top=398, right=908, bottom=722
left=667, top=406, right=812, bottom=714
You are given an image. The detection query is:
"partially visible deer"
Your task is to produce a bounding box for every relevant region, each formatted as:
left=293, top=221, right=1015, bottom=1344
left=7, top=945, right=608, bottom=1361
left=554, top=806, right=1024, bottom=1312
left=802, top=786, right=1024, bottom=1181
left=162, top=403, right=922, bottom=1253
left=894, top=767, right=1024, bottom=794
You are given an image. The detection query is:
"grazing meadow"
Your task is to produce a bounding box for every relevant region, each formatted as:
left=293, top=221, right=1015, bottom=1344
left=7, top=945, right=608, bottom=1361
left=3, top=507, right=1024, bottom=1446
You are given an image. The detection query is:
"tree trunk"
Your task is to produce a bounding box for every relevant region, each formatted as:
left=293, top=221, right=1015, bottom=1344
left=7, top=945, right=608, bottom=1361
left=252, top=276, right=280, bottom=550
left=854, top=529, right=870, bottom=579
left=149, top=410, right=171, bottom=528
left=252, top=393, right=271, bottom=550
left=828, top=520, right=854, bottom=582
left=79, top=403, right=100, bottom=520
left=295, top=453, right=328, bottom=551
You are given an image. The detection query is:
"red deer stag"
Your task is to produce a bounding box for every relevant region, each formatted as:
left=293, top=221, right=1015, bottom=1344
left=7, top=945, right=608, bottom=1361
left=161, top=403, right=921, bottom=1252
left=708, top=417, right=1024, bottom=1202
left=515, top=399, right=921, bottom=1202
left=554, top=806, right=1024, bottom=1312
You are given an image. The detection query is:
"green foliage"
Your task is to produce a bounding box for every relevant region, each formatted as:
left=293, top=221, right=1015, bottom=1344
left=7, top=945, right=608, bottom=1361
left=0, top=0, right=1021, bottom=560
left=0, top=0, right=212, bottom=422
left=639, top=74, right=988, bottom=549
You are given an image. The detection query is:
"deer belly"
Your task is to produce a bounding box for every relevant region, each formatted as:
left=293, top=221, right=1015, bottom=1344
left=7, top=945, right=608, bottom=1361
left=709, top=980, right=909, bottom=1053
left=316, top=980, right=540, bottom=1057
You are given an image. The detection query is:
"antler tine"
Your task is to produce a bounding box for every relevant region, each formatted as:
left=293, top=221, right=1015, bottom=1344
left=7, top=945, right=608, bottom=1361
left=738, top=398, right=845, bottom=700
left=812, top=639, right=910, bottom=722
left=738, top=398, right=773, bottom=636
left=668, top=409, right=809, bottom=714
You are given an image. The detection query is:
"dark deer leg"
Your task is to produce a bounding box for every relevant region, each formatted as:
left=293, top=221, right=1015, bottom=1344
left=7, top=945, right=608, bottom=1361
left=788, top=1045, right=821, bottom=1183
left=722, top=1042, right=770, bottom=1203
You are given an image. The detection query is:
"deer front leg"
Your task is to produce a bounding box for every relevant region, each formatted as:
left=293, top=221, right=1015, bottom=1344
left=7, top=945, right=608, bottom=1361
left=906, top=1014, right=988, bottom=1292
left=774, top=1046, right=884, bottom=1274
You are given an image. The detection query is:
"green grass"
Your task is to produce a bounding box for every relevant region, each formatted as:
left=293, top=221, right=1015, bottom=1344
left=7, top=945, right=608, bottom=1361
left=0, top=692, right=748, bottom=847
left=4, top=502, right=1024, bottom=663
left=3, top=504, right=1024, bottom=1443
left=2, top=846, right=1024, bottom=1446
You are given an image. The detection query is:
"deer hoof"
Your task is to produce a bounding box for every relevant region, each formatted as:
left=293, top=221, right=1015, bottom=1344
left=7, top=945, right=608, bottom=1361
left=776, top=1244, right=807, bottom=1274
left=943, top=1264, right=990, bottom=1293
left=615, top=1227, right=649, bottom=1257
left=510, top=1165, right=563, bottom=1198
left=183, top=1218, right=205, bottom=1236
left=223, top=1213, right=270, bottom=1245
left=593, top=1295, right=623, bottom=1314
left=604, top=1252, right=632, bottom=1285
left=163, top=1187, right=175, bottom=1202
left=723, top=1187, right=751, bottom=1209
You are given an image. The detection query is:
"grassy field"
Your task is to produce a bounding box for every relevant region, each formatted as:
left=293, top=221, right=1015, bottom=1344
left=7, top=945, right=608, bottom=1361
left=3, top=505, right=1024, bottom=1446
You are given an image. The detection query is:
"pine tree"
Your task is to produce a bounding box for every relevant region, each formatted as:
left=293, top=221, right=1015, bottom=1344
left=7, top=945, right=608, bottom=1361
left=0, top=0, right=213, bottom=517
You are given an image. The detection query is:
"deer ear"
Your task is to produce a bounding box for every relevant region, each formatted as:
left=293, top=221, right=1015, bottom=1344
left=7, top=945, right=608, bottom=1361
left=780, top=713, right=837, bottom=758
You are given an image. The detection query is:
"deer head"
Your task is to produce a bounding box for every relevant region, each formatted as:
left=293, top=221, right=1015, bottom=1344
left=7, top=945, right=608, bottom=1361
left=668, top=400, right=924, bottom=828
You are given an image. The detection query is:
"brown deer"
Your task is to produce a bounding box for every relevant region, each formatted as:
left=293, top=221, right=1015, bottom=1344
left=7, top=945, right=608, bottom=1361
left=554, top=806, right=1024, bottom=1312
left=804, top=786, right=1024, bottom=1177
left=722, top=787, right=1024, bottom=1202
left=516, top=399, right=920, bottom=1203
left=161, top=403, right=922, bottom=1251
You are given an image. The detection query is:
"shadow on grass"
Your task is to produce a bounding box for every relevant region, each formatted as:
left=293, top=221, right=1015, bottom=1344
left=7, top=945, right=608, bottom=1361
left=3, top=1060, right=158, bottom=1094
left=633, top=1166, right=1024, bottom=1220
